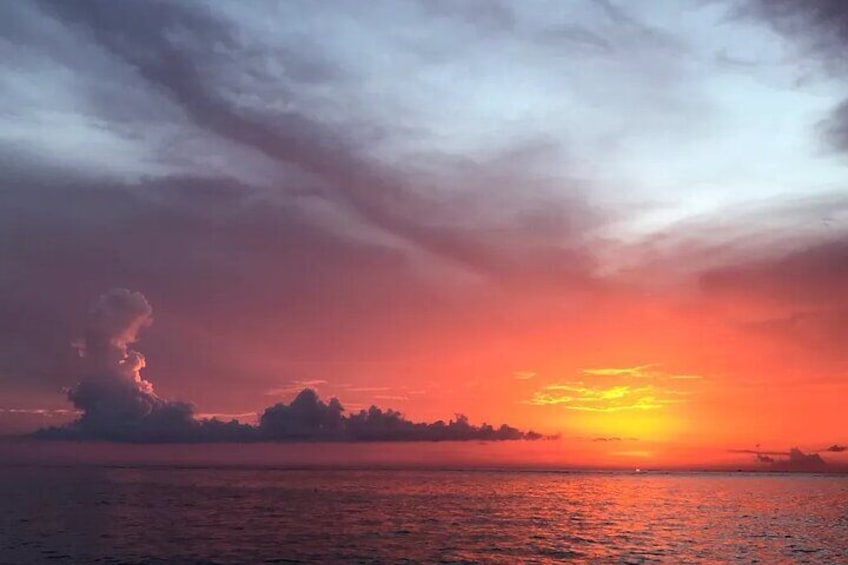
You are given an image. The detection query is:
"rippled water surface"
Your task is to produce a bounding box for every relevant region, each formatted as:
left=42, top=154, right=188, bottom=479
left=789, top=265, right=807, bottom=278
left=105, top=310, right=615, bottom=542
left=1, top=466, right=847, bottom=564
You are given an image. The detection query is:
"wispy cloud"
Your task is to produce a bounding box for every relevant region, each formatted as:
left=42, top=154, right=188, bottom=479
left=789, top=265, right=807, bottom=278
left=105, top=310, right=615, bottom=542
left=195, top=411, right=258, bottom=421
left=513, top=371, right=537, bottom=380
left=265, top=380, right=328, bottom=396
left=0, top=408, right=78, bottom=416
left=583, top=364, right=704, bottom=381
left=528, top=382, right=687, bottom=412
left=582, top=364, right=660, bottom=377
left=374, top=394, right=409, bottom=402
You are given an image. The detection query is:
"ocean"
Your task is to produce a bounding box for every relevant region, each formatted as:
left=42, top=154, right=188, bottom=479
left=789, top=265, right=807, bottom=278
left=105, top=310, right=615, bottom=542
left=1, top=466, right=846, bottom=564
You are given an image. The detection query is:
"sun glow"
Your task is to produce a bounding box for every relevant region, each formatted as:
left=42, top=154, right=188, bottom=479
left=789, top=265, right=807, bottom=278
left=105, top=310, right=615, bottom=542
left=585, top=411, right=684, bottom=443
left=526, top=364, right=702, bottom=443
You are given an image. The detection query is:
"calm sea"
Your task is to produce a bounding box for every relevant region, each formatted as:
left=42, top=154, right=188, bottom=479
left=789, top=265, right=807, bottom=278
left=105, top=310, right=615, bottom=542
left=1, top=466, right=846, bottom=564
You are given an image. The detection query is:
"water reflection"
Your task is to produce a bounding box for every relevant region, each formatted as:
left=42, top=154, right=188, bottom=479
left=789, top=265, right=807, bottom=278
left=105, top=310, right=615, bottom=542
left=1, top=467, right=846, bottom=563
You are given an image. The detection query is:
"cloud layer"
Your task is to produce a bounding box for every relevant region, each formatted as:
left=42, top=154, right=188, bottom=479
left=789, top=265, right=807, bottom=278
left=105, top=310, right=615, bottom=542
left=36, top=290, right=541, bottom=443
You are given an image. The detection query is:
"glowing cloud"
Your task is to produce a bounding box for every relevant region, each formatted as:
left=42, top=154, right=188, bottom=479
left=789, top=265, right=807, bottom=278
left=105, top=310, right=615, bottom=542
left=582, top=364, right=661, bottom=378
left=583, top=365, right=704, bottom=381
left=528, top=382, right=687, bottom=412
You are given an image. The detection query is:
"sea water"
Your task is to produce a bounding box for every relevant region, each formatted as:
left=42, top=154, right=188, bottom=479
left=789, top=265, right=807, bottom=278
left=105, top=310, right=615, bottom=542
left=1, top=466, right=846, bottom=564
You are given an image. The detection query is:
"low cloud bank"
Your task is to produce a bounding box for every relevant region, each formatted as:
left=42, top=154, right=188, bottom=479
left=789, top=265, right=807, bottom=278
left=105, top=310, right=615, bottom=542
left=733, top=447, right=833, bottom=472
left=38, top=387, right=541, bottom=443
left=35, top=290, right=541, bottom=443
left=259, top=389, right=540, bottom=442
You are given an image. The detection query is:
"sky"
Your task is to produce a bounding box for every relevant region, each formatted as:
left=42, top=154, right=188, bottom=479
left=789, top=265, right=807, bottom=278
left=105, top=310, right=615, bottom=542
left=1, top=0, right=847, bottom=469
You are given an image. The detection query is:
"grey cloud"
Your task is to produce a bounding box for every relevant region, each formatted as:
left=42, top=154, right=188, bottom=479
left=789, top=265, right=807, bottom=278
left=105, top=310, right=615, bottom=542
left=31, top=0, right=605, bottom=287
left=38, top=289, right=202, bottom=442
left=699, top=237, right=848, bottom=360
left=824, top=99, right=848, bottom=152
left=0, top=172, right=504, bottom=413
left=699, top=239, right=848, bottom=301
left=743, top=1, right=848, bottom=153
left=733, top=447, right=829, bottom=471
left=783, top=448, right=826, bottom=471
left=342, top=404, right=541, bottom=442
left=741, top=1, right=848, bottom=70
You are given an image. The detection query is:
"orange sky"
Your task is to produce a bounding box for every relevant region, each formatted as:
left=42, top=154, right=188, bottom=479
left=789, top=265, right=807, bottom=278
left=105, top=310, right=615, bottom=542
left=1, top=0, right=847, bottom=471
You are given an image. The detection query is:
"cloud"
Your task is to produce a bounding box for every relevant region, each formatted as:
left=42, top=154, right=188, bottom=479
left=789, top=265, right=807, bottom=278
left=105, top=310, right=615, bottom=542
left=742, top=1, right=848, bottom=153
left=0, top=408, right=77, bottom=416
left=783, top=448, right=827, bottom=471
left=824, top=444, right=847, bottom=453
left=582, top=364, right=703, bottom=381
left=31, top=0, right=604, bottom=289
left=700, top=240, right=848, bottom=304
left=528, top=382, right=687, bottom=412
left=529, top=367, right=699, bottom=412
left=75, top=288, right=154, bottom=390
left=1, top=0, right=845, bottom=450
left=259, top=389, right=344, bottom=440
left=37, top=289, right=207, bottom=442
left=342, top=405, right=541, bottom=442
left=342, top=386, right=392, bottom=392
left=0, top=0, right=625, bottom=424
left=734, top=446, right=829, bottom=471
left=513, top=371, right=536, bottom=380
left=582, top=364, right=660, bottom=377
left=37, top=291, right=542, bottom=443
left=259, top=388, right=543, bottom=441
left=265, top=380, right=329, bottom=396
left=699, top=238, right=848, bottom=361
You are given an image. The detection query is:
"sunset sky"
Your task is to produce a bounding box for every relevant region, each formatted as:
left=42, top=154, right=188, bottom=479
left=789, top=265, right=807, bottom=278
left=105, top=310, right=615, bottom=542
left=1, top=0, right=847, bottom=468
